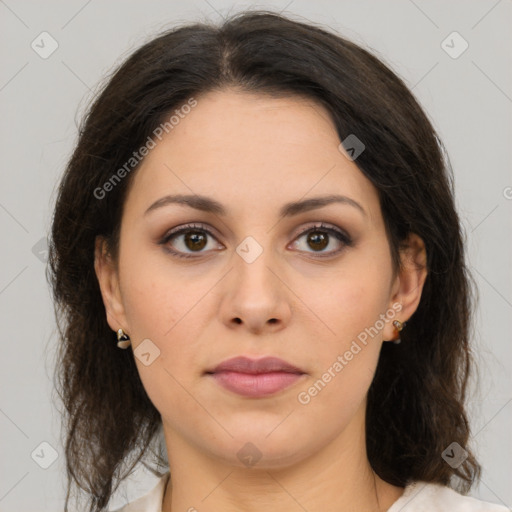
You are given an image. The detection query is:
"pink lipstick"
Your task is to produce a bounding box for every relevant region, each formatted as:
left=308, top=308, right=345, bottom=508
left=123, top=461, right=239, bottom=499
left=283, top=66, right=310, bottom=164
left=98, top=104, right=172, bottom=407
left=205, top=356, right=306, bottom=398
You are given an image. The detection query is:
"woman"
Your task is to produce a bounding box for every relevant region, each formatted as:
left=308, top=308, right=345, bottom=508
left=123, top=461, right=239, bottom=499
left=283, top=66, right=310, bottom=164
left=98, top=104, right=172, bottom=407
left=47, top=10, right=509, bottom=512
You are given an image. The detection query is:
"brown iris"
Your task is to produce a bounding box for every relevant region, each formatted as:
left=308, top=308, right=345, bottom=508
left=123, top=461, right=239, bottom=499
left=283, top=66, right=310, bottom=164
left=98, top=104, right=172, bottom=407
left=307, top=231, right=329, bottom=251
left=184, top=230, right=207, bottom=251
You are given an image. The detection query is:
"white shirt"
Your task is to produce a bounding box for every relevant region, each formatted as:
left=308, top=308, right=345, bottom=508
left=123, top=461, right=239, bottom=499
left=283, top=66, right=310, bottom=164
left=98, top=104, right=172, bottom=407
left=110, top=471, right=510, bottom=511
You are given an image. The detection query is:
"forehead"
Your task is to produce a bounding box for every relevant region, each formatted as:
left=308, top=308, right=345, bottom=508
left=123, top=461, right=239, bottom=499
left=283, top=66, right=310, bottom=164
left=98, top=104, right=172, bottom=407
left=124, top=89, right=380, bottom=225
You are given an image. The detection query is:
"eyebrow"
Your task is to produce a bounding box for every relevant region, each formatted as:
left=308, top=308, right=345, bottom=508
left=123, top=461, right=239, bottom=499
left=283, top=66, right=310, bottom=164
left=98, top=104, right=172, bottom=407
left=144, top=193, right=367, bottom=218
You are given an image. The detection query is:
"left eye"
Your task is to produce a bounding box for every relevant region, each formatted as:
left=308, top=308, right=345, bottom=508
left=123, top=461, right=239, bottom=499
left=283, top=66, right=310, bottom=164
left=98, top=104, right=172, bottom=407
left=159, top=222, right=352, bottom=259
left=291, top=223, right=352, bottom=256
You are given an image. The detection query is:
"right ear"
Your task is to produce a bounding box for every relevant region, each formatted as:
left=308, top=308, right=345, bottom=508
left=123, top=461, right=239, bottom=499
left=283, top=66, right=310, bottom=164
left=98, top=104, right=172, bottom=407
left=94, top=236, right=129, bottom=334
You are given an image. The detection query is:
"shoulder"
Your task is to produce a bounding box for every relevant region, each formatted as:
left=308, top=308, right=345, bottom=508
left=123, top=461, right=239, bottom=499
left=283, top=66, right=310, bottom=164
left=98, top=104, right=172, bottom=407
left=388, top=480, right=510, bottom=511
left=109, top=472, right=170, bottom=512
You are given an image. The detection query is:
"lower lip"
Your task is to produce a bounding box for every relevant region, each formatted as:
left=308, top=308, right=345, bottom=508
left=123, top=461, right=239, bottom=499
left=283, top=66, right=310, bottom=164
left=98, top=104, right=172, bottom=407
left=208, top=371, right=304, bottom=397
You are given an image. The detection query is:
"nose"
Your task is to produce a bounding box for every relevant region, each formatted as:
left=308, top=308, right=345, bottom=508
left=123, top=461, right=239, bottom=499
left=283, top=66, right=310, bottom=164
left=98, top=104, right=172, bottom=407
left=218, top=245, right=292, bottom=335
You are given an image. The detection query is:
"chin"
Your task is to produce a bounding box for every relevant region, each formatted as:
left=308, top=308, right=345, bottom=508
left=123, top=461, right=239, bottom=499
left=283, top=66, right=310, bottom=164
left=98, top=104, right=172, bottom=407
left=204, top=432, right=313, bottom=471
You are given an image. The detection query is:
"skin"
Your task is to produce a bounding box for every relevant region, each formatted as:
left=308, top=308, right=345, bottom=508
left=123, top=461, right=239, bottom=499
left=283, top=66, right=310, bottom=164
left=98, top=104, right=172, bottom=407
left=95, top=89, right=427, bottom=512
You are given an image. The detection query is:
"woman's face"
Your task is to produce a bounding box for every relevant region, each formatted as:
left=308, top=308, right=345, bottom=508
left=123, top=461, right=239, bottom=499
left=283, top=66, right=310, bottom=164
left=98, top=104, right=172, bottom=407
left=96, top=89, right=425, bottom=469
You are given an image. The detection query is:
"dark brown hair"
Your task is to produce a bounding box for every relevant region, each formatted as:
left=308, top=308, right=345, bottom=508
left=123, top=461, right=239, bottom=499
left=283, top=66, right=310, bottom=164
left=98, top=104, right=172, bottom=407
left=47, top=9, right=481, bottom=512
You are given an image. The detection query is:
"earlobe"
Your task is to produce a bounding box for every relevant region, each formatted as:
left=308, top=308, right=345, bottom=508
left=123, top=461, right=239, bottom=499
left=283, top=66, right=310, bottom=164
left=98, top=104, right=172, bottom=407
left=384, top=233, right=428, bottom=342
left=93, top=236, right=128, bottom=334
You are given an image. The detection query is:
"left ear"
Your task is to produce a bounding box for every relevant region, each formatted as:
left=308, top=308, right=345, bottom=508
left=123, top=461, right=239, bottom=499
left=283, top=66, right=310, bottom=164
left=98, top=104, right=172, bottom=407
left=383, top=232, right=428, bottom=342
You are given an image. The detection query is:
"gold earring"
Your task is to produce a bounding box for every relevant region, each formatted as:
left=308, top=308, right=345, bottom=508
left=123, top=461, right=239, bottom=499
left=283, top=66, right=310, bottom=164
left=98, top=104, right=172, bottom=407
left=392, top=320, right=406, bottom=344
left=117, top=328, right=131, bottom=349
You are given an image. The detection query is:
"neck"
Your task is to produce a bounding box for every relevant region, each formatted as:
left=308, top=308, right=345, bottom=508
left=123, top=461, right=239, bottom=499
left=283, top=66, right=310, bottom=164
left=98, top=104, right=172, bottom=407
left=161, top=404, right=404, bottom=512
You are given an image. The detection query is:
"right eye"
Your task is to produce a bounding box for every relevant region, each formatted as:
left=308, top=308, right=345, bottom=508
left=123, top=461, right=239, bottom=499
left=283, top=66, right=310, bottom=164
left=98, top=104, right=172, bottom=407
left=159, top=223, right=223, bottom=259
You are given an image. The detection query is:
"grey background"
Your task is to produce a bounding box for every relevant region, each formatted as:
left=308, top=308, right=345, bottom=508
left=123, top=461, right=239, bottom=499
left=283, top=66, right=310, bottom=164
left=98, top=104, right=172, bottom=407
left=0, top=0, right=511, bottom=510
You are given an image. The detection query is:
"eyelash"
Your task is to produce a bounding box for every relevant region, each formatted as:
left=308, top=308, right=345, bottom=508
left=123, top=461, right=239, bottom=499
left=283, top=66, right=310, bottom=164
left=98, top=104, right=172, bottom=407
left=158, top=222, right=353, bottom=259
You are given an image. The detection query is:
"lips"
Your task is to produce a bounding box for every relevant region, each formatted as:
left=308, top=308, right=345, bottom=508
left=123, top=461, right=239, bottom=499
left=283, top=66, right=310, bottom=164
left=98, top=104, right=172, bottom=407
left=206, top=356, right=305, bottom=375
left=205, top=356, right=306, bottom=397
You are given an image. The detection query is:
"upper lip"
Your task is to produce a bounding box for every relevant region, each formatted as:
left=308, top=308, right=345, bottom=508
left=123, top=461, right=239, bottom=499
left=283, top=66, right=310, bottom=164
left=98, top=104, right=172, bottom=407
left=206, top=356, right=305, bottom=375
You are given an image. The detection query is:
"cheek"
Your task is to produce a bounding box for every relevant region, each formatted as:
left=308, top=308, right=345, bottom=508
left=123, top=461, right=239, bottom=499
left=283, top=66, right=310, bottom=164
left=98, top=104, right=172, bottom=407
left=119, top=244, right=194, bottom=337
left=122, top=274, right=177, bottom=337
left=119, top=254, right=211, bottom=374
left=316, top=267, right=389, bottom=348
left=123, top=266, right=207, bottom=416
left=298, top=283, right=385, bottom=423
left=305, top=261, right=390, bottom=401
